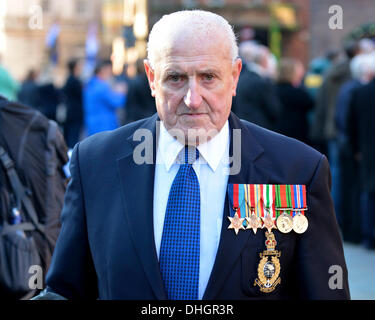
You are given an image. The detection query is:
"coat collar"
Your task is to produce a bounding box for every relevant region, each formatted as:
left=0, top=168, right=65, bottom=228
left=117, top=112, right=267, bottom=299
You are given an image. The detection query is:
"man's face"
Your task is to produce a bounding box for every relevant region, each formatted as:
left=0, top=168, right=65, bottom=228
left=145, top=35, right=242, bottom=144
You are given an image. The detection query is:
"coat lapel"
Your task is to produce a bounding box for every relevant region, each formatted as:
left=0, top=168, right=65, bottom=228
left=203, top=113, right=268, bottom=299
left=116, top=114, right=167, bottom=299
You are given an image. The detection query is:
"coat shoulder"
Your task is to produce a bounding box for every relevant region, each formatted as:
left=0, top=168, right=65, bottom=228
left=241, top=119, right=324, bottom=182
left=76, top=114, right=157, bottom=160
left=244, top=119, right=320, bottom=154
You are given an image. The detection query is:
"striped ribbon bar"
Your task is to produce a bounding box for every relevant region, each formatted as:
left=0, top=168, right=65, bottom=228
left=275, top=185, right=293, bottom=218
left=228, top=184, right=246, bottom=220
left=291, top=185, right=307, bottom=216
left=262, top=184, right=276, bottom=219
left=244, top=184, right=262, bottom=219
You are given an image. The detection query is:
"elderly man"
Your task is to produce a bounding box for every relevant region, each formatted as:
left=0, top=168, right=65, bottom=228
left=34, top=10, right=349, bottom=300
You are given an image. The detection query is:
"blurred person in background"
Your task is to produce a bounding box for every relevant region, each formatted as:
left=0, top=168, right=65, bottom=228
left=83, top=59, right=126, bottom=136
left=304, top=49, right=340, bottom=102
left=232, top=41, right=281, bottom=131
left=303, top=49, right=340, bottom=148
left=311, top=40, right=360, bottom=224
left=17, top=69, right=40, bottom=108
left=123, top=59, right=156, bottom=124
left=311, top=41, right=359, bottom=154
left=0, top=55, right=19, bottom=101
left=358, top=38, right=375, bottom=54
left=258, top=45, right=278, bottom=81
left=347, top=52, right=375, bottom=250
left=334, top=52, right=375, bottom=243
left=276, top=58, right=314, bottom=145
left=35, top=63, right=61, bottom=121
left=113, top=64, right=130, bottom=128
left=62, top=59, right=84, bottom=149
left=335, top=53, right=375, bottom=137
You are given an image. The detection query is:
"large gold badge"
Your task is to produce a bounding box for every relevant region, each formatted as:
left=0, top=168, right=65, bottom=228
left=254, top=231, right=281, bottom=293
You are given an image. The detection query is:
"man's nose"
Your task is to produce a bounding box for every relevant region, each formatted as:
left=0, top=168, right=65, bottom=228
left=184, top=80, right=203, bottom=109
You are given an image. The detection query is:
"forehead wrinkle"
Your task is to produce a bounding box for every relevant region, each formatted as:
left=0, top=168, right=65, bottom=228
left=156, top=47, right=231, bottom=64
left=158, top=49, right=233, bottom=69
left=163, top=66, right=223, bottom=75
left=154, top=27, right=232, bottom=63
left=160, top=62, right=226, bottom=78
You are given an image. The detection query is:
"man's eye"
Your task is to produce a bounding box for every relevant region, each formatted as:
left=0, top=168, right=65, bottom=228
left=168, top=75, right=182, bottom=82
left=203, top=74, right=215, bottom=81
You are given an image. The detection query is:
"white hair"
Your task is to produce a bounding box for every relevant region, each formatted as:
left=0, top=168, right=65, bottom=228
left=350, top=53, right=375, bottom=82
left=238, top=40, right=260, bottom=64
left=358, top=38, right=375, bottom=54
left=147, top=10, right=238, bottom=68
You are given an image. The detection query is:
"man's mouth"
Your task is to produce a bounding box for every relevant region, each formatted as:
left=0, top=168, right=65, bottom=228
left=181, top=113, right=207, bottom=117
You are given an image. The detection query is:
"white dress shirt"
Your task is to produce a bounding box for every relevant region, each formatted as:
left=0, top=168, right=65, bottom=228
left=153, top=120, right=230, bottom=299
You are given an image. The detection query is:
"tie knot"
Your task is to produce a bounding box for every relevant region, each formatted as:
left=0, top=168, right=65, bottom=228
left=177, top=146, right=199, bottom=165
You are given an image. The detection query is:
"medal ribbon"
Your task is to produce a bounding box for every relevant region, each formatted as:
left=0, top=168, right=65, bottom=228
left=275, top=185, right=281, bottom=218
left=244, top=184, right=250, bottom=218
left=244, top=184, right=257, bottom=217
left=275, top=185, right=293, bottom=217
left=284, top=185, right=292, bottom=216
left=228, top=184, right=246, bottom=218
left=238, top=185, right=245, bottom=219
left=262, top=184, right=275, bottom=219
left=250, top=184, right=256, bottom=216
left=229, top=184, right=238, bottom=217
left=291, top=185, right=306, bottom=216
left=255, top=184, right=263, bottom=218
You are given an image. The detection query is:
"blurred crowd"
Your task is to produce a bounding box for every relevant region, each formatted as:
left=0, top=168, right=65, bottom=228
left=0, top=55, right=155, bottom=150
left=1, top=36, right=375, bottom=249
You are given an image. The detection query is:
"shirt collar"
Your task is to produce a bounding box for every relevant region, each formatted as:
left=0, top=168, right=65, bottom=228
left=157, top=120, right=229, bottom=172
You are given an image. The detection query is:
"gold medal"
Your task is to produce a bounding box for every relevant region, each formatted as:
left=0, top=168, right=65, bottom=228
left=254, top=231, right=281, bottom=293
left=276, top=211, right=293, bottom=233
left=292, top=213, right=308, bottom=234
left=228, top=212, right=245, bottom=235
left=246, top=212, right=262, bottom=234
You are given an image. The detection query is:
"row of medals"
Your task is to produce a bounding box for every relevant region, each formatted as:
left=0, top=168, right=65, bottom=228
left=228, top=204, right=308, bottom=292
left=228, top=207, right=309, bottom=235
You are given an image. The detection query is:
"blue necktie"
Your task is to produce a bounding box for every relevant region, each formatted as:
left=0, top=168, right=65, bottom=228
left=159, top=146, right=200, bottom=300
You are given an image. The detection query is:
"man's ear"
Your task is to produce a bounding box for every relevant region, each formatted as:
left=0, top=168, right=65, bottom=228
left=231, top=58, right=242, bottom=97
left=144, top=59, right=156, bottom=97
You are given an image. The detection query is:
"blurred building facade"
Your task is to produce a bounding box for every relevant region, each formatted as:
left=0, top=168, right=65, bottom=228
left=310, top=0, right=375, bottom=59
left=148, top=0, right=310, bottom=65
left=1, top=0, right=375, bottom=83
left=0, top=0, right=102, bottom=84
